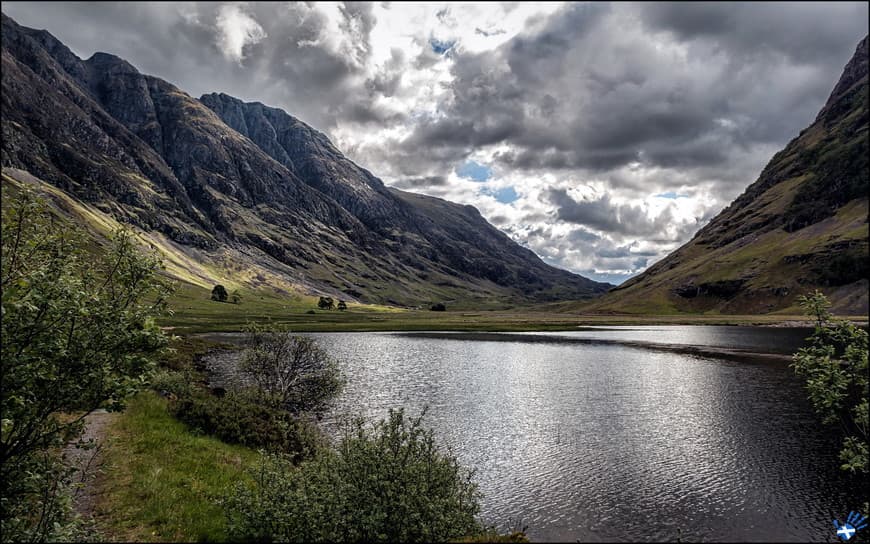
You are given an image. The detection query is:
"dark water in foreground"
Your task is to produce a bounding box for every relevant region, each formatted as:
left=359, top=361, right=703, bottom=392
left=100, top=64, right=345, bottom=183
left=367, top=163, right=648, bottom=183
left=205, top=327, right=868, bottom=542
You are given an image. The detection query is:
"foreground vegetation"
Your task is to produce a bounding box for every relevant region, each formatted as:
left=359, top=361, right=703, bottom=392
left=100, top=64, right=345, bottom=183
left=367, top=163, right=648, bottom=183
left=792, top=291, right=868, bottom=474
left=1, top=188, right=171, bottom=541
left=94, top=392, right=259, bottom=542
left=1, top=189, right=518, bottom=542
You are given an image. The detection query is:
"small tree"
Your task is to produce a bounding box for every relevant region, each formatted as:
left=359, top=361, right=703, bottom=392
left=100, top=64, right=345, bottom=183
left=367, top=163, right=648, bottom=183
left=1, top=188, right=171, bottom=541
left=318, top=296, right=335, bottom=310
left=430, top=302, right=446, bottom=311
left=223, top=408, right=483, bottom=542
left=792, top=290, right=868, bottom=474
left=231, top=289, right=242, bottom=305
left=211, top=284, right=229, bottom=302
left=240, top=324, right=344, bottom=414
left=337, top=300, right=347, bottom=311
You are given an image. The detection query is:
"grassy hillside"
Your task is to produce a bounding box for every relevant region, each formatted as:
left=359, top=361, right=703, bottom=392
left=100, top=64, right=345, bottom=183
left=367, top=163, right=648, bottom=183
left=581, top=36, right=869, bottom=316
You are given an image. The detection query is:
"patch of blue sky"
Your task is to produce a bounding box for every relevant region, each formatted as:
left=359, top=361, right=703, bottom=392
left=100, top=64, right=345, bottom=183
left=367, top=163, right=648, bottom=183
left=429, top=38, right=455, bottom=55
left=456, top=160, right=492, bottom=182
left=655, top=191, right=689, bottom=199
left=482, top=186, right=519, bottom=204
left=582, top=270, right=637, bottom=285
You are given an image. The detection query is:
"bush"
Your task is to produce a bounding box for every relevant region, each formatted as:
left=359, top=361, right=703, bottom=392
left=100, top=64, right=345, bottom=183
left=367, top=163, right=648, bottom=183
left=211, top=284, right=228, bottom=302
left=430, top=303, right=447, bottom=311
left=240, top=324, right=344, bottom=414
left=223, top=408, right=483, bottom=543
left=317, top=296, right=335, bottom=310
left=171, top=388, right=322, bottom=461
left=1, top=187, right=170, bottom=541
left=231, top=289, right=243, bottom=304
left=792, top=290, right=868, bottom=474
left=150, top=369, right=197, bottom=399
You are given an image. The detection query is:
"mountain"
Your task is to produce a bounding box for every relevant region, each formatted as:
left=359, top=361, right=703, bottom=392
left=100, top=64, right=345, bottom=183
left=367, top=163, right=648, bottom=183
left=0, top=13, right=610, bottom=307
left=587, top=35, right=869, bottom=315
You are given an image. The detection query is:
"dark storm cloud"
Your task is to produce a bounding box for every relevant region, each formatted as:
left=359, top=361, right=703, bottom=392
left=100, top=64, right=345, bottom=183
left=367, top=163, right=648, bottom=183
left=548, top=189, right=676, bottom=237
left=399, top=1, right=868, bottom=185
left=637, top=2, right=863, bottom=64
left=1, top=2, right=386, bottom=130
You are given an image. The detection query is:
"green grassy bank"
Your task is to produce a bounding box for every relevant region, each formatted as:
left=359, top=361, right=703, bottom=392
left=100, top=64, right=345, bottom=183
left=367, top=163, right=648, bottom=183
left=93, top=392, right=258, bottom=542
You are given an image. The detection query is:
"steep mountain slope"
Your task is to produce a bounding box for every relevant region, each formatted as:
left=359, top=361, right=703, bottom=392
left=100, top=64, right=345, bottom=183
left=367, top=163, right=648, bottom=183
left=0, top=14, right=610, bottom=306
left=587, top=35, right=869, bottom=315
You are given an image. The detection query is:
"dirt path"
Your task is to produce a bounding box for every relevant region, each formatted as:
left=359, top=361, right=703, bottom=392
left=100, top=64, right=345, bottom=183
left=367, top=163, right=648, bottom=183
left=63, top=409, right=117, bottom=520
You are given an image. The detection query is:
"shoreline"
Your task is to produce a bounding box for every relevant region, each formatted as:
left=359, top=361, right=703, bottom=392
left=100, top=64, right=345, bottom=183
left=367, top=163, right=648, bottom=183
left=194, top=327, right=811, bottom=365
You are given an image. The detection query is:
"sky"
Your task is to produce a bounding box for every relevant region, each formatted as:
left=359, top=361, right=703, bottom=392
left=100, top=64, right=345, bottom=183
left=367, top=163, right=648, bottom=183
left=3, top=2, right=867, bottom=284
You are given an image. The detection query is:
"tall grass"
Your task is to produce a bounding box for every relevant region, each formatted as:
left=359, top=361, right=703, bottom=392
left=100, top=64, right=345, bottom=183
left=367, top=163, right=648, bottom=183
left=95, top=392, right=258, bottom=542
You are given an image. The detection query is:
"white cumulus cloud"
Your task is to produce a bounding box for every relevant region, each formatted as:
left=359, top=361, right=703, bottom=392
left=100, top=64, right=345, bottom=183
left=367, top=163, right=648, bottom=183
left=215, top=4, right=266, bottom=63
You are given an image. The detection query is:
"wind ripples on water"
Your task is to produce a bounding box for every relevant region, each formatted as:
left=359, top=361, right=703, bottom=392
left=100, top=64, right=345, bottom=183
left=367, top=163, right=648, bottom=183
left=259, top=330, right=866, bottom=542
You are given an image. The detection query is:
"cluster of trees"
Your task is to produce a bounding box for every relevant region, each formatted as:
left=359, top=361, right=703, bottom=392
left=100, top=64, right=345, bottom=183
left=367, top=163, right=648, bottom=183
left=156, top=325, right=489, bottom=541
left=317, top=296, right=347, bottom=311
left=1, top=188, right=171, bottom=541
left=211, top=284, right=242, bottom=304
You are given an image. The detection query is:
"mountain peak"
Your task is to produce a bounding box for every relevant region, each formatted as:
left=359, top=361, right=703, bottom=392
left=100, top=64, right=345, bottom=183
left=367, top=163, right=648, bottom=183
left=85, top=52, right=139, bottom=74
left=1, top=13, right=610, bottom=305
left=817, top=34, right=868, bottom=123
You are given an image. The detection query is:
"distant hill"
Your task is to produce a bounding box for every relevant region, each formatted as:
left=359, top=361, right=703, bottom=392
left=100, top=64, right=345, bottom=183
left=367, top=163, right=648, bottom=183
left=585, top=35, right=869, bottom=316
left=0, top=13, right=610, bottom=307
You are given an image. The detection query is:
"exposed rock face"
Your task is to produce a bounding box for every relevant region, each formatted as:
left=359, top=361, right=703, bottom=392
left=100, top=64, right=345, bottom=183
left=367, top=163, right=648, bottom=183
left=591, top=35, right=869, bottom=315
left=1, top=13, right=610, bottom=305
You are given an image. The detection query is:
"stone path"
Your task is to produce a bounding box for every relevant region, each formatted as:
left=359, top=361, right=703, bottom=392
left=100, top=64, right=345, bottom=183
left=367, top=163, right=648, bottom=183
left=63, top=409, right=116, bottom=520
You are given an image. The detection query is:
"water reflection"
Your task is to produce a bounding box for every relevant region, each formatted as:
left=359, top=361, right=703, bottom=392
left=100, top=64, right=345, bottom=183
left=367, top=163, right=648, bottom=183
left=308, top=331, right=866, bottom=542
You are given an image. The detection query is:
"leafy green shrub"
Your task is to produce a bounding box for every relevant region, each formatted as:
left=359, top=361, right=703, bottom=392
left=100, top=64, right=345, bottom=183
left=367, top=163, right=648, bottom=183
left=150, top=369, right=197, bottom=399
left=792, top=290, right=868, bottom=473
left=223, top=408, right=483, bottom=543
left=171, top=389, right=322, bottom=460
left=240, top=324, right=344, bottom=415
left=1, top=187, right=170, bottom=541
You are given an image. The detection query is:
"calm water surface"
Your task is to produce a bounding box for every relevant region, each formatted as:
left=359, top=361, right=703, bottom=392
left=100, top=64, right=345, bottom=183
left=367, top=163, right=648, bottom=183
left=206, top=327, right=868, bottom=542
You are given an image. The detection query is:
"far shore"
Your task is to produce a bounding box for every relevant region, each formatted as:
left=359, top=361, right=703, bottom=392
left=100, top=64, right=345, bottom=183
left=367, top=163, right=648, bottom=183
left=162, top=311, right=868, bottom=335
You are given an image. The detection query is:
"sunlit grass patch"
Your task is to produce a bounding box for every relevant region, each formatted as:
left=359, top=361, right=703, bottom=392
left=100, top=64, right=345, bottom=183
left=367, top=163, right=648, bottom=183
left=95, top=392, right=258, bottom=542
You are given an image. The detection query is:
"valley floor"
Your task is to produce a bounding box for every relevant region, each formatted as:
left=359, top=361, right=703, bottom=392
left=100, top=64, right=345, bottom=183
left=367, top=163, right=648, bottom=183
left=161, top=307, right=868, bottom=334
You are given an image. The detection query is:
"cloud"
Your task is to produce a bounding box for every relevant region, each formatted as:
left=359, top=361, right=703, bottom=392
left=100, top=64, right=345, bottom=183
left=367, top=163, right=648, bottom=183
left=547, top=189, right=678, bottom=237
left=2, top=1, right=866, bottom=285
left=475, top=27, right=506, bottom=37
left=215, top=4, right=266, bottom=63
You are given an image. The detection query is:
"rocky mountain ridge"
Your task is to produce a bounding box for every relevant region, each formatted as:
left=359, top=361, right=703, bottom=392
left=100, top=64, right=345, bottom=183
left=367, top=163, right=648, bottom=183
left=1, top=13, right=610, bottom=306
